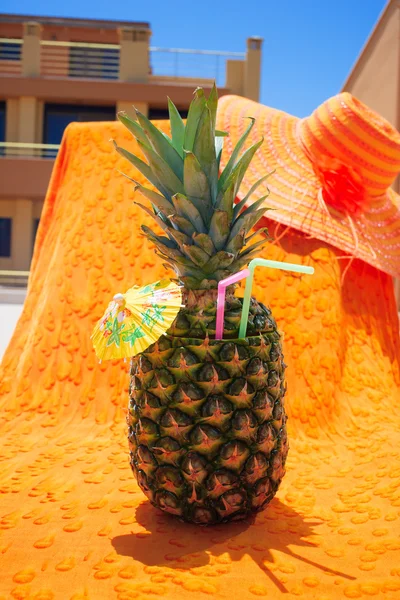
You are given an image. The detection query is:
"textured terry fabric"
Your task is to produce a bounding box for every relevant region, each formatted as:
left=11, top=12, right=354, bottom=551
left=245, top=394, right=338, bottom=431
left=0, top=120, right=400, bottom=600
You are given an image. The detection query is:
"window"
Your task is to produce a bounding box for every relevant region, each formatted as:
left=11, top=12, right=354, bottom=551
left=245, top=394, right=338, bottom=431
left=148, top=108, right=188, bottom=120
left=43, top=104, right=116, bottom=145
left=69, top=46, right=119, bottom=80
left=32, top=218, right=40, bottom=251
left=0, top=41, right=21, bottom=61
left=0, top=102, right=5, bottom=157
left=0, top=218, right=12, bottom=257
left=0, top=102, right=4, bottom=139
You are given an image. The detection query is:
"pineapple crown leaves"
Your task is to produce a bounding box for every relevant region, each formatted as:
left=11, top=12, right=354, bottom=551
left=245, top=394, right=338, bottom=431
left=114, top=84, right=274, bottom=289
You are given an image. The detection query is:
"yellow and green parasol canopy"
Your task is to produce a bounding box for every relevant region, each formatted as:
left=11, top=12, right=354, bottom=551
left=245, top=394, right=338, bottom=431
left=91, top=279, right=182, bottom=361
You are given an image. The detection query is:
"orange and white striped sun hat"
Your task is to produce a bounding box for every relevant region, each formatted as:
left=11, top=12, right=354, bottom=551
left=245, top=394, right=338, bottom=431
left=217, top=92, right=400, bottom=279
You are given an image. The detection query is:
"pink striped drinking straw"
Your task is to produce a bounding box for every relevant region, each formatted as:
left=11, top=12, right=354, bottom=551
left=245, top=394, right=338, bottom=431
left=215, top=269, right=250, bottom=340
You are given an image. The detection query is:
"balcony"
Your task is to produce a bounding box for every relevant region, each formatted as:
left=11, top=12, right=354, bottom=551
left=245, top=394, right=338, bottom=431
left=0, top=29, right=260, bottom=104
left=150, top=47, right=245, bottom=87
left=0, top=37, right=245, bottom=86
left=40, top=41, right=120, bottom=80
left=0, top=38, right=22, bottom=75
left=0, top=141, right=59, bottom=158
left=36, top=40, right=245, bottom=87
left=0, top=143, right=57, bottom=199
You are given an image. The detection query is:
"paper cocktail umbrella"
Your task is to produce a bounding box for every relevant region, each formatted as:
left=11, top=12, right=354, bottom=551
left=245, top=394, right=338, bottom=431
left=91, top=279, right=182, bottom=361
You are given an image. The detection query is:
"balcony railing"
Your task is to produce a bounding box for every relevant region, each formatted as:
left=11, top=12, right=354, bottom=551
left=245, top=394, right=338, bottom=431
left=0, top=142, right=60, bottom=159
left=0, top=38, right=22, bottom=75
left=0, top=270, right=29, bottom=288
left=41, top=40, right=120, bottom=79
left=0, top=37, right=244, bottom=86
left=150, top=47, right=245, bottom=87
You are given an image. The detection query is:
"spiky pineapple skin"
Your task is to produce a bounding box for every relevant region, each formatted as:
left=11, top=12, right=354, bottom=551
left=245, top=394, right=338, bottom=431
left=127, top=294, right=288, bottom=525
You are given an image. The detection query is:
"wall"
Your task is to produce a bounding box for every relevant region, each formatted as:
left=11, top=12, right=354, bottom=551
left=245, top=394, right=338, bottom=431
left=0, top=200, right=15, bottom=270
left=342, top=3, right=400, bottom=307
left=0, top=198, right=44, bottom=270
left=343, top=4, right=399, bottom=127
left=0, top=20, right=138, bottom=44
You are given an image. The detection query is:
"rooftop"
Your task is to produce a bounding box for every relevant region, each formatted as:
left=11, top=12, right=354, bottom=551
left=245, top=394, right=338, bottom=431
left=0, top=13, right=150, bottom=30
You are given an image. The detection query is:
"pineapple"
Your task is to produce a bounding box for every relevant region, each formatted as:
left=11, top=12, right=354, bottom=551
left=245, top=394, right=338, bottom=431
left=115, top=85, right=288, bottom=525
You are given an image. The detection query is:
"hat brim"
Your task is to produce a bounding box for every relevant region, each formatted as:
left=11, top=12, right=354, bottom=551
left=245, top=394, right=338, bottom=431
left=217, top=95, right=400, bottom=279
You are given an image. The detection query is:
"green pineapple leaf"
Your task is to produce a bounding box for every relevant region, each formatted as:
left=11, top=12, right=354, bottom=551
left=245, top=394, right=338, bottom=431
left=178, top=275, right=204, bottom=288
left=160, top=255, right=200, bottom=275
left=183, top=152, right=211, bottom=201
left=202, top=251, right=235, bottom=274
left=183, top=152, right=212, bottom=221
left=118, top=172, right=172, bottom=223
left=207, top=82, right=218, bottom=132
left=233, top=171, right=274, bottom=219
left=182, top=243, right=210, bottom=267
left=237, top=236, right=269, bottom=258
left=227, top=207, right=266, bottom=242
left=138, top=203, right=190, bottom=248
left=141, top=225, right=177, bottom=249
left=215, top=136, right=224, bottom=171
left=233, top=194, right=269, bottom=223
left=233, top=253, right=260, bottom=271
left=135, top=108, right=184, bottom=180
left=132, top=180, right=175, bottom=217
left=192, top=233, right=216, bottom=255
left=160, top=131, right=175, bottom=145
left=117, top=112, right=148, bottom=146
left=193, top=106, right=217, bottom=201
left=208, top=210, right=230, bottom=251
left=218, top=117, right=255, bottom=191
left=137, top=203, right=190, bottom=251
left=135, top=202, right=172, bottom=233
left=218, top=138, right=264, bottom=200
left=172, top=193, right=207, bottom=234
left=115, top=85, right=275, bottom=291
left=168, top=214, right=196, bottom=237
left=149, top=240, right=183, bottom=261
left=215, top=180, right=235, bottom=223
left=137, top=139, right=185, bottom=199
left=184, top=88, right=206, bottom=152
left=155, top=245, right=191, bottom=264
left=168, top=98, right=185, bottom=158
left=245, top=227, right=270, bottom=244
left=166, top=227, right=193, bottom=249
left=113, top=141, right=169, bottom=198
left=225, top=228, right=245, bottom=253
left=161, top=260, right=177, bottom=276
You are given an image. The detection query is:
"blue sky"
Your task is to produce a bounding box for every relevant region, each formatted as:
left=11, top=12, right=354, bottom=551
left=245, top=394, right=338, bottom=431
left=1, top=0, right=387, bottom=117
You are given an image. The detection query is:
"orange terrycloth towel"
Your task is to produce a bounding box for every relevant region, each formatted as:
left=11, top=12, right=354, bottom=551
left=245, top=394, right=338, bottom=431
left=1, top=120, right=400, bottom=600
